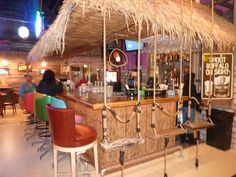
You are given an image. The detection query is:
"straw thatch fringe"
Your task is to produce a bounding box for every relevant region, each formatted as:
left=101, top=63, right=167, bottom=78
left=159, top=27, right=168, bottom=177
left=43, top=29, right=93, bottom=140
left=28, top=0, right=236, bottom=61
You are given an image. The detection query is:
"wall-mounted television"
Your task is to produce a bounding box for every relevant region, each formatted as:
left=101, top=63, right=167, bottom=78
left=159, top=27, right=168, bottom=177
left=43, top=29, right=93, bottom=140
left=125, top=40, right=144, bottom=52
left=106, top=71, right=118, bottom=82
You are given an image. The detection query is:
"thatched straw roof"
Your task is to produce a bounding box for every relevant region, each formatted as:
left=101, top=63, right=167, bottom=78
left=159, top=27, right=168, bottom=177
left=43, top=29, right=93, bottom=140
left=28, top=0, right=236, bottom=61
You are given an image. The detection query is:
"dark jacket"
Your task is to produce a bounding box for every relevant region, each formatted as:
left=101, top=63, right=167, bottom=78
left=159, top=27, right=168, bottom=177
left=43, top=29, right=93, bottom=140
left=37, top=80, right=63, bottom=96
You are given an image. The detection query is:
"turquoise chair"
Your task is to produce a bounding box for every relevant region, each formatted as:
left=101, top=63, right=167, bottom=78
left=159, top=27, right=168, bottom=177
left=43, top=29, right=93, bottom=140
left=50, top=97, right=83, bottom=124
left=51, top=97, right=66, bottom=108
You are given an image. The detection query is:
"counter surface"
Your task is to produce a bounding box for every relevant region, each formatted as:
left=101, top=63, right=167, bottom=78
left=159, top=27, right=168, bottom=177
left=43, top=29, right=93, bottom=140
left=59, top=92, right=188, bottom=110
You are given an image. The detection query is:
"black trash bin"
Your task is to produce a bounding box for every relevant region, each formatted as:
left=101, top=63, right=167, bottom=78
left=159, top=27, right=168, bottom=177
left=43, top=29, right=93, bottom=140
left=207, top=108, right=235, bottom=151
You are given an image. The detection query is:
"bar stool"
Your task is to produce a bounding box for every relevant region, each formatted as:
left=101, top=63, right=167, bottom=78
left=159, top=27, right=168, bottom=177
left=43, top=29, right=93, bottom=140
left=23, top=92, right=36, bottom=135
left=34, top=95, right=51, bottom=159
left=50, top=97, right=83, bottom=124
left=46, top=105, right=99, bottom=177
left=25, top=92, right=45, bottom=141
left=24, top=92, right=36, bottom=122
left=24, top=92, right=35, bottom=114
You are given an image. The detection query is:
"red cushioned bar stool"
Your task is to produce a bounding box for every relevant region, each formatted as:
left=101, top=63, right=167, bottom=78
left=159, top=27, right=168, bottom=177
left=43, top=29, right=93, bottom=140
left=46, top=105, right=99, bottom=177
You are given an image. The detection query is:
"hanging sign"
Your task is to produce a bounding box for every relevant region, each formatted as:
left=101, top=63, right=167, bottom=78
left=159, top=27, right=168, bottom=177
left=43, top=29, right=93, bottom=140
left=201, top=53, right=233, bottom=100
left=18, top=64, right=32, bottom=72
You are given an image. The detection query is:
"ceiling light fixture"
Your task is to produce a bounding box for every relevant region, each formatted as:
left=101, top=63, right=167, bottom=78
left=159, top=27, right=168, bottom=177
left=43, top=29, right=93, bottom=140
left=41, top=61, right=47, bottom=67
left=35, top=11, right=42, bottom=38
left=18, top=26, right=29, bottom=39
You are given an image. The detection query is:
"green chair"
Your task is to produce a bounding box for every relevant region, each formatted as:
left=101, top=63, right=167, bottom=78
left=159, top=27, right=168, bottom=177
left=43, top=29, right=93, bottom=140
left=34, top=95, right=51, bottom=160
left=35, top=95, right=51, bottom=122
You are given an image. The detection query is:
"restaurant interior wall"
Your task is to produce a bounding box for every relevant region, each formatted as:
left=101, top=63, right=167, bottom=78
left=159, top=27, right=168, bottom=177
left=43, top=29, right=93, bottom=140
left=0, top=51, right=103, bottom=91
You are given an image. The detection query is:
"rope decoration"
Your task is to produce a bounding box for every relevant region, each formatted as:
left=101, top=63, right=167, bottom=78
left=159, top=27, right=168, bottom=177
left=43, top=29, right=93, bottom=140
left=102, top=107, right=108, bottom=144
left=100, top=9, right=144, bottom=156
left=108, top=48, right=129, bottom=68
left=187, top=0, right=193, bottom=121
left=206, top=0, right=215, bottom=118
left=105, top=102, right=140, bottom=124
left=186, top=0, right=214, bottom=122
left=155, top=102, right=182, bottom=117
left=152, top=0, right=185, bottom=119
left=149, top=0, right=184, bottom=133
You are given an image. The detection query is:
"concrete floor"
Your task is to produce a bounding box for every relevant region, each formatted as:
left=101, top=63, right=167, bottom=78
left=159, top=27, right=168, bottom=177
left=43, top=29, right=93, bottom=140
left=0, top=109, right=236, bottom=177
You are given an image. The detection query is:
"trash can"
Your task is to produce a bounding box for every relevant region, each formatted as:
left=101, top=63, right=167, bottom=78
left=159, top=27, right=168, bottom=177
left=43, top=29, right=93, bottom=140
left=207, top=108, right=235, bottom=151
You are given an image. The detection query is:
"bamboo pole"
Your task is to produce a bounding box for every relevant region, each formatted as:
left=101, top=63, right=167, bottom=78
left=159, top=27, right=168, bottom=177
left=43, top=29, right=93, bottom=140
left=103, top=12, right=107, bottom=107
left=187, top=0, right=193, bottom=121
left=207, top=0, right=214, bottom=117
left=137, top=20, right=142, bottom=138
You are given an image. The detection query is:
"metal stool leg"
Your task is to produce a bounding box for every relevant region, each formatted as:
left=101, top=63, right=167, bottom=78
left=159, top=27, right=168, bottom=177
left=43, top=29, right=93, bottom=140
left=94, top=142, right=99, bottom=177
left=53, top=148, right=58, bottom=177
left=164, top=137, right=169, bottom=177
left=71, top=151, right=76, bottom=177
left=194, top=131, right=200, bottom=168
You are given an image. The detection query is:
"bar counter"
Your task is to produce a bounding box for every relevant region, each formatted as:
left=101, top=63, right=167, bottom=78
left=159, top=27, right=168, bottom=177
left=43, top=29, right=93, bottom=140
left=59, top=92, right=187, bottom=110
left=58, top=93, right=188, bottom=173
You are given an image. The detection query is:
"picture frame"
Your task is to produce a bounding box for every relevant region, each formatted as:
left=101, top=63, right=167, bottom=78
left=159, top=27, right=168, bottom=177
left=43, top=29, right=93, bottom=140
left=18, top=64, right=32, bottom=72
left=201, top=53, right=233, bottom=100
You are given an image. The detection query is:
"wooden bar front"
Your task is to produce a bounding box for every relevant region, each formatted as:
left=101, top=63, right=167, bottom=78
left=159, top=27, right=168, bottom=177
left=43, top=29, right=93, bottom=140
left=59, top=93, right=187, bottom=172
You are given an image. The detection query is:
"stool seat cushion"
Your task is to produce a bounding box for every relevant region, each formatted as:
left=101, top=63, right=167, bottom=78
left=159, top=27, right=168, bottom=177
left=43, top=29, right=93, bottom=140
left=75, top=124, right=97, bottom=147
left=75, top=114, right=83, bottom=124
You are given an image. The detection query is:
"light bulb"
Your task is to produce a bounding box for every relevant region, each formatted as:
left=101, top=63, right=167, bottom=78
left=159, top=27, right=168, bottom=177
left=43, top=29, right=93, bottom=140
left=41, top=61, right=47, bottom=67
left=113, top=51, right=121, bottom=63
left=18, top=26, right=29, bottom=39
left=1, top=59, right=8, bottom=67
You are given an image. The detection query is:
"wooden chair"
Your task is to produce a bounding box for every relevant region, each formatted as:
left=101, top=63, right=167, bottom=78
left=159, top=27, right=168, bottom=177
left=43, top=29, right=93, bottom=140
left=46, top=104, right=99, bottom=177
left=3, top=91, right=19, bottom=115
left=0, top=93, right=5, bottom=117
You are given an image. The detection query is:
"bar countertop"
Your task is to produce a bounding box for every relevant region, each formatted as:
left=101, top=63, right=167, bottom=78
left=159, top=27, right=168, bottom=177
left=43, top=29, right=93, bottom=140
left=58, top=92, right=188, bottom=110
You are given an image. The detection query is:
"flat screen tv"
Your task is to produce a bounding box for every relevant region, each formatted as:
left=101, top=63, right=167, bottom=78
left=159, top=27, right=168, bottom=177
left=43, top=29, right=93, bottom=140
left=106, top=71, right=117, bottom=82
left=125, top=40, right=144, bottom=52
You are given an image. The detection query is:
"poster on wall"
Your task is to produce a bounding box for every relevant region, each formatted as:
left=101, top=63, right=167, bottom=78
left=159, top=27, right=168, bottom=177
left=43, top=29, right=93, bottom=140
left=201, top=53, right=233, bottom=100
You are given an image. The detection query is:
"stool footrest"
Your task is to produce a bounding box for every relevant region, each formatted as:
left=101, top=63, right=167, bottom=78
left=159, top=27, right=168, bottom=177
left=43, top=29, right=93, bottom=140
left=100, top=138, right=144, bottom=152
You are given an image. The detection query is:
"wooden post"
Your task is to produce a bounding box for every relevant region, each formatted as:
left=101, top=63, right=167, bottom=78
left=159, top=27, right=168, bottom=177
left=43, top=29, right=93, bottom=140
left=234, top=0, right=236, bottom=25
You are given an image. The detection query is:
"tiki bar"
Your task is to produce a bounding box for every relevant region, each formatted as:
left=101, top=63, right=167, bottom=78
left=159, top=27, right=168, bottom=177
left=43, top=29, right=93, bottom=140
left=1, top=0, right=236, bottom=177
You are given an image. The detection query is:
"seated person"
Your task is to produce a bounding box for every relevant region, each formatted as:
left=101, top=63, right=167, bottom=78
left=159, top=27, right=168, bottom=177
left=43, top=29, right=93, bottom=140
left=146, top=77, right=159, bottom=89
left=71, top=74, right=79, bottom=90
left=128, top=77, right=135, bottom=88
left=146, top=77, right=154, bottom=88
left=18, top=74, right=37, bottom=111
left=75, top=73, right=88, bottom=88
left=37, top=70, right=63, bottom=96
